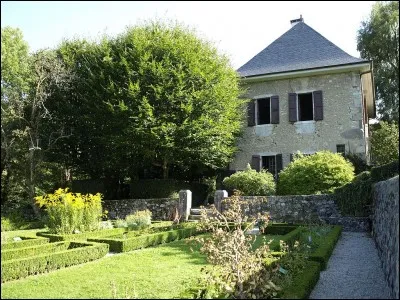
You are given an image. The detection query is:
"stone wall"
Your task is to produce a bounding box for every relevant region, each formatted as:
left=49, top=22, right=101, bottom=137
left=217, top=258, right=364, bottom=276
left=372, top=176, right=399, bottom=299
left=215, top=192, right=370, bottom=232
left=230, top=71, right=368, bottom=171
left=103, top=198, right=179, bottom=220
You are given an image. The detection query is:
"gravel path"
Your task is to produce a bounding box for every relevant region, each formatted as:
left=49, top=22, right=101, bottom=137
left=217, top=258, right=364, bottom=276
left=309, top=231, right=391, bottom=299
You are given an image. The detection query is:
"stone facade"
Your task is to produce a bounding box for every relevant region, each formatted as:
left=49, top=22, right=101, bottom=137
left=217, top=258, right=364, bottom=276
left=103, top=198, right=179, bottom=221
left=372, top=176, right=399, bottom=299
left=230, top=71, right=369, bottom=171
left=216, top=192, right=370, bottom=232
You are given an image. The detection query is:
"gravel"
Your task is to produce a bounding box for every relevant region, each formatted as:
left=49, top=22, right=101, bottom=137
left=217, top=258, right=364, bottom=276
left=309, top=231, right=391, bottom=299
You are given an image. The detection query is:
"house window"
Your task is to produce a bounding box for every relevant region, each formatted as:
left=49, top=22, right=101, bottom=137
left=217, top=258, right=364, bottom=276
left=288, top=91, right=323, bottom=122
left=298, top=93, right=313, bottom=121
left=336, top=144, right=345, bottom=155
left=262, top=155, right=276, bottom=174
left=257, top=98, right=271, bottom=124
left=251, top=154, right=283, bottom=180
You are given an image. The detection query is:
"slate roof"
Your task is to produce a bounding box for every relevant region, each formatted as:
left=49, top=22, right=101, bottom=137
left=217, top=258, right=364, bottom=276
left=238, top=21, right=369, bottom=77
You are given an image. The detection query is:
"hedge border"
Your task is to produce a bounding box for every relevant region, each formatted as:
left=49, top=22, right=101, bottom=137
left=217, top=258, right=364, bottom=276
left=36, top=227, right=126, bottom=242
left=269, top=226, right=304, bottom=251
left=2, top=241, right=69, bottom=261
left=88, top=227, right=201, bottom=253
left=263, top=225, right=299, bottom=235
left=308, top=225, right=342, bottom=270
left=281, top=260, right=321, bottom=299
left=1, top=236, right=50, bottom=250
left=1, top=241, right=109, bottom=282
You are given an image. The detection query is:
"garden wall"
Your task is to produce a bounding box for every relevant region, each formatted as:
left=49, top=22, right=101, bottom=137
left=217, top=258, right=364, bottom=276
left=103, top=198, right=178, bottom=220
left=103, top=190, right=193, bottom=221
left=215, top=192, right=370, bottom=232
left=372, top=175, right=399, bottom=299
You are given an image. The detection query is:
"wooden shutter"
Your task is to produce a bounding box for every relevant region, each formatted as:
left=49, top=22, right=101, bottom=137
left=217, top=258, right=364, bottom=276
left=270, top=96, right=280, bottom=124
left=290, top=153, right=294, bottom=162
left=251, top=155, right=260, bottom=171
left=288, top=93, right=297, bottom=122
left=276, top=154, right=283, bottom=176
left=247, top=100, right=255, bottom=126
left=313, top=90, right=323, bottom=120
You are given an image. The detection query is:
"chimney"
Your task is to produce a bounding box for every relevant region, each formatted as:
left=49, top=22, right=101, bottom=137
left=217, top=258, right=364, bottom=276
left=290, top=15, right=304, bottom=27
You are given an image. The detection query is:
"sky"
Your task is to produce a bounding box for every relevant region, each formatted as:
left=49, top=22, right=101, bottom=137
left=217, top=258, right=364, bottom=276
left=1, top=1, right=376, bottom=70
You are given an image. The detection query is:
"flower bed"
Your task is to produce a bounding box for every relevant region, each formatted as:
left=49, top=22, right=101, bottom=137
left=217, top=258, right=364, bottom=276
left=36, top=227, right=126, bottom=242
left=88, top=225, right=201, bottom=253
left=1, top=241, right=109, bottom=282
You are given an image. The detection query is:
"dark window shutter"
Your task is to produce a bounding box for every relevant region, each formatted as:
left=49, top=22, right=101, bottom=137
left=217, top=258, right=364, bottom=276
left=288, top=93, right=297, bottom=122
left=313, top=90, right=323, bottom=121
left=290, top=153, right=294, bottom=162
left=276, top=154, right=283, bottom=176
left=247, top=100, right=256, bottom=126
left=270, top=96, right=279, bottom=124
left=251, top=155, right=260, bottom=171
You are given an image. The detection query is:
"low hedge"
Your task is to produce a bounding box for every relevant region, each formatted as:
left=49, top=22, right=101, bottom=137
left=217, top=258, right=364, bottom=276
left=1, top=236, right=50, bottom=250
left=263, top=225, right=299, bottom=235
left=88, top=227, right=201, bottom=253
left=1, top=241, right=109, bottom=282
left=268, top=226, right=304, bottom=251
left=308, top=225, right=342, bottom=270
left=2, top=241, right=70, bottom=261
left=36, top=227, right=126, bottom=242
left=280, top=260, right=321, bottom=299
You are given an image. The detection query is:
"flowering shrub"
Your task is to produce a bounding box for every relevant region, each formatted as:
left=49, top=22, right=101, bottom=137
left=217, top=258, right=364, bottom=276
left=35, top=188, right=103, bottom=234
left=125, top=210, right=152, bottom=230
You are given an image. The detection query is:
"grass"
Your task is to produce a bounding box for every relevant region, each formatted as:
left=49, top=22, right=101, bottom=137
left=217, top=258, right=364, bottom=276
left=1, top=237, right=207, bottom=299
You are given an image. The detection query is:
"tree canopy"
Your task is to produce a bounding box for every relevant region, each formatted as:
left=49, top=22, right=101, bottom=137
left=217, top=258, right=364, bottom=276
left=357, top=1, right=399, bottom=123
left=54, top=20, right=246, bottom=181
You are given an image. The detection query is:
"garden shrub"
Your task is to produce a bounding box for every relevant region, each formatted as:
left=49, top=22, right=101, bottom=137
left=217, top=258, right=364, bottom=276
left=125, top=210, right=152, bottom=230
left=114, top=218, right=127, bottom=228
left=277, top=151, right=355, bottom=195
left=2, top=241, right=69, bottom=261
left=1, top=237, right=50, bottom=250
left=35, top=188, right=103, bottom=234
left=222, top=164, right=276, bottom=196
left=370, top=159, right=399, bottom=182
left=190, top=192, right=279, bottom=299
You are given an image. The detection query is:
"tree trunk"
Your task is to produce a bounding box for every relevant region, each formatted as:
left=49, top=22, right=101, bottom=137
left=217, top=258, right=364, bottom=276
left=162, top=158, right=169, bottom=179
left=29, top=149, right=41, bottom=218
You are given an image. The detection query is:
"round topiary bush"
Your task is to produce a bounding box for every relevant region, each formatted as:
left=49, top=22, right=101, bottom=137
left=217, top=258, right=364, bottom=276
left=222, top=164, right=276, bottom=196
left=277, top=151, right=355, bottom=195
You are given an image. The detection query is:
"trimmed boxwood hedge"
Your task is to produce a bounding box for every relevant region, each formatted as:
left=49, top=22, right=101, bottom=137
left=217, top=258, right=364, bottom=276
left=308, top=225, right=342, bottom=270
left=371, top=160, right=399, bottom=183
left=88, top=227, right=201, bottom=253
left=1, top=236, right=50, bottom=250
left=268, top=226, right=304, bottom=251
left=263, top=225, right=299, bottom=235
left=1, top=241, right=109, bottom=282
left=280, top=260, right=321, bottom=299
left=36, top=227, right=126, bottom=242
left=1, top=241, right=70, bottom=261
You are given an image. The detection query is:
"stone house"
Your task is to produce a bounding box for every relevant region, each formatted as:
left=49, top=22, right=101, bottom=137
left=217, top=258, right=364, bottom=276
left=229, top=16, right=376, bottom=178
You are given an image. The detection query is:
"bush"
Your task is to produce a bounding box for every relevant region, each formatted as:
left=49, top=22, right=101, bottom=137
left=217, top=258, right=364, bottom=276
left=35, top=188, right=103, bottom=234
left=222, top=164, right=276, bottom=196
left=1, top=237, right=49, bottom=250
left=370, top=121, right=399, bottom=165
left=36, top=228, right=126, bottom=242
left=125, top=210, right=152, bottom=230
left=114, top=219, right=127, bottom=228
left=370, top=159, right=399, bottom=182
left=277, top=151, right=355, bottom=195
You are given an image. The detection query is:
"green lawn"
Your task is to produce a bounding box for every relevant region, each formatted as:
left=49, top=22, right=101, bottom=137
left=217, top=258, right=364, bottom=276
left=1, top=232, right=284, bottom=299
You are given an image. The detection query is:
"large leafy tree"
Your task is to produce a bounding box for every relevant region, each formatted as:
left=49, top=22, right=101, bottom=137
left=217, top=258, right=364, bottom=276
left=56, top=20, right=245, bottom=181
left=370, top=121, right=399, bottom=165
left=357, top=1, right=399, bottom=123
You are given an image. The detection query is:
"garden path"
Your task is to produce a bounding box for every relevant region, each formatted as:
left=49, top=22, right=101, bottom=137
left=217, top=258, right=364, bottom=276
left=309, top=231, right=391, bottom=299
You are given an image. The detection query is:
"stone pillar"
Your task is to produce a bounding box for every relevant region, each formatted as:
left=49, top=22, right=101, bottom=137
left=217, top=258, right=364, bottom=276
left=214, top=190, right=228, bottom=212
left=179, top=190, right=192, bottom=221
